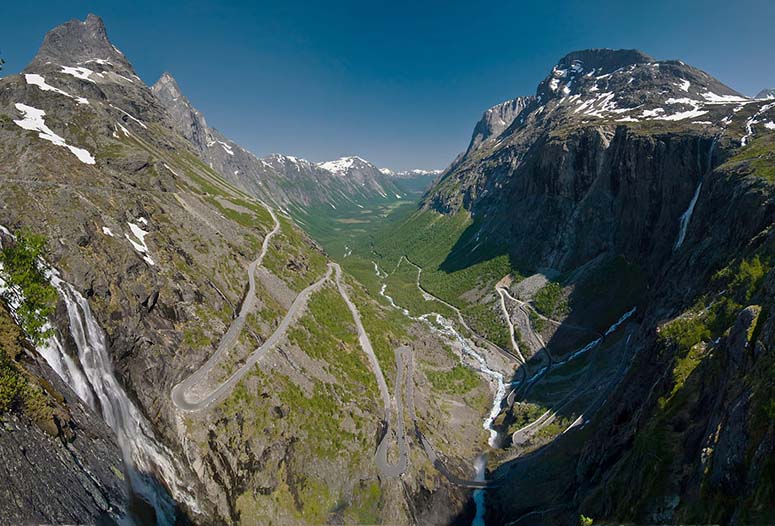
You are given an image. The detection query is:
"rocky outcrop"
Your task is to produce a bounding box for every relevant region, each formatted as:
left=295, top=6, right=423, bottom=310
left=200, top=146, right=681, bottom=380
left=466, top=96, right=533, bottom=154
left=25, top=14, right=134, bottom=74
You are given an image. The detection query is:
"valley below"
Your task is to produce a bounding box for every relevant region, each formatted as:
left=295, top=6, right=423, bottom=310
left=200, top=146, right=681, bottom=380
left=1, top=12, right=775, bottom=526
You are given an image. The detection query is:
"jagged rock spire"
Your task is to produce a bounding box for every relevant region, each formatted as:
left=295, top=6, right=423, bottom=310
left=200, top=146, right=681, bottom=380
left=25, top=13, right=134, bottom=73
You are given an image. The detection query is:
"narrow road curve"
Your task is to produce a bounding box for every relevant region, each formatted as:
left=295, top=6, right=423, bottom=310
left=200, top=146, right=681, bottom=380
left=334, top=265, right=408, bottom=478
left=374, top=346, right=411, bottom=478
left=495, top=287, right=527, bottom=365
left=171, top=265, right=332, bottom=411
left=397, top=345, right=494, bottom=489
left=498, top=285, right=599, bottom=337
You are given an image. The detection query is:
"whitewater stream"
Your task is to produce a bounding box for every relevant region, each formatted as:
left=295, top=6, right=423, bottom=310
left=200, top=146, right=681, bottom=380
left=377, top=271, right=510, bottom=447
left=375, top=261, right=511, bottom=526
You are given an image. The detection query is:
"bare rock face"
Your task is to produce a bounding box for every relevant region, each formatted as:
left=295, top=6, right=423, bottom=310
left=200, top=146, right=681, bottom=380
left=466, top=96, right=533, bottom=153
left=151, top=72, right=213, bottom=152
left=26, top=13, right=134, bottom=74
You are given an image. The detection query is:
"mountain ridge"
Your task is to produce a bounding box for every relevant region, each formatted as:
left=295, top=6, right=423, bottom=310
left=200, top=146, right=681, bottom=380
left=151, top=72, right=436, bottom=209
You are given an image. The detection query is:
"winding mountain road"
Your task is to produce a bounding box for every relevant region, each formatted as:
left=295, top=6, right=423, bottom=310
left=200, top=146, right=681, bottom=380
left=171, top=202, right=280, bottom=410
left=334, top=265, right=408, bottom=478
left=171, top=265, right=332, bottom=411
left=171, top=201, right=409, bottom=478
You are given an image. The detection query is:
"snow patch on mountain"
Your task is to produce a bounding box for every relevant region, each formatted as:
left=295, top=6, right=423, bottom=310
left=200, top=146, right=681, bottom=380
left=317, top=156, right=371, bottom=174
left=60, top=65, right=96, bottom=83
left=217, top=141, right=234, bottom=156
left=25, top=74, right=89, bottom=104
left=109, top=104, right=148, bottom=129
left=125, top=220, right=154, bottom=266
left=13, top=103, right=95, bottom=164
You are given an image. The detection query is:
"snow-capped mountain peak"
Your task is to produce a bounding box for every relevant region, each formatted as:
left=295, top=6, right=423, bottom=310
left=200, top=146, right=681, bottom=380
left=317, top=156, right=375, bottom=175
left=756, top=88, right=775, bottom=100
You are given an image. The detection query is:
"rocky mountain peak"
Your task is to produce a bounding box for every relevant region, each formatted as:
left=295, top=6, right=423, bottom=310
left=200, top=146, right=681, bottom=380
left=560, top=48, right=654, bottom=73
left=26, top=13, right=134, bottom=73
left=152, top=72, right=184, bottom=100
left=151, top=71, right=213, bottom=149
left=756, top=88, right=775, bottom=100
left=467, top=96, right=534, bottom=153
left=525, top=48, right=746, bottom=125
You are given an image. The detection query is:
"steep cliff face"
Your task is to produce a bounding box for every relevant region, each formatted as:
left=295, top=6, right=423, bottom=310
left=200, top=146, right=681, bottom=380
left=465, top=97, right=534, bottom=154
left=412, top=48, right=775, bottom=524
left=427, top=49, right=757, bottom=274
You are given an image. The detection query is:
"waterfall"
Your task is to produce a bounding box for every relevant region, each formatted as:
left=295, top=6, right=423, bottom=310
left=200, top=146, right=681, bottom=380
left=50, top=274, right=198, bottom=524
left=430, top=314, right=508, bottom=447
left=472, top=454, right=487, bottom=526
left=378, top=274, right=509, bottom=446
left=674, top=137, right=717, bottom=250
left=674, top=182, right=702, bottom=250
left=1, top=226, right=195, bottom=522
left=37, top=329, right=96, bottom=408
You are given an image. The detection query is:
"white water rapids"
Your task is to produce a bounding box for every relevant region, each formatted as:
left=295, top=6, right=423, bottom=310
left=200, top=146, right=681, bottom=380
left=377, top=267, right=506, bottom=526
left=377, top=270, right=510, bottom=447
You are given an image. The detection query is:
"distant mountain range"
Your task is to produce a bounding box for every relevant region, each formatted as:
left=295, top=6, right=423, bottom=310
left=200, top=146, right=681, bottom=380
left=151, top=72, right=439, bottom=211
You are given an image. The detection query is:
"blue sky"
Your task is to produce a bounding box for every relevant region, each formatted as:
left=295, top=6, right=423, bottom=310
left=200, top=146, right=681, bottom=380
left=3, top=1, right=774, bottom=170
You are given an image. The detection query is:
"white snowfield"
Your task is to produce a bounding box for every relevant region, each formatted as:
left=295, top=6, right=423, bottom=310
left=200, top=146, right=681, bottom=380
left=125, top=220, right=155, bottom=265
left=317, top=155, right=370, bottom=174
left=550, top=58, right=756, bottom=123
left=60, top=65, right=96, bottom=82
left=13, top=103, right=96, bottom=164
left=25, top=74, right=89, bottom=104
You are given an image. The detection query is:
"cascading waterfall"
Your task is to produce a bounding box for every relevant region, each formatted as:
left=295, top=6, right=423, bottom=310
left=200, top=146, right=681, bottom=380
left=0, top=227, right=193, bottom=522
left=427, top=313, right=509, bottom=447
left=36, top=328, right=96, bottom=408
left=674, top=182, right=702, bottom=249
left=49, top=274, right=199, bottom=525
left=0, top=231, right=94, bottom=408
left=674, top=136, right=718, bottom=250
